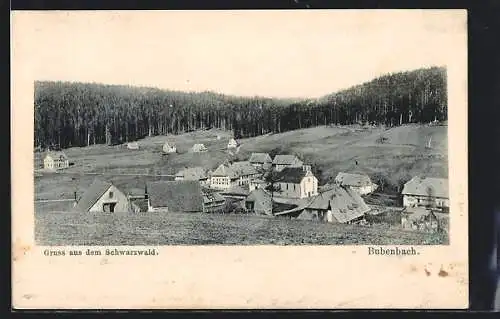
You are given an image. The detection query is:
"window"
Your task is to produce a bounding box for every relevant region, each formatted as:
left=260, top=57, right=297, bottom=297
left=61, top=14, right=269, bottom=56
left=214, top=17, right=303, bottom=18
left=109, top=191, right=114, bottom=198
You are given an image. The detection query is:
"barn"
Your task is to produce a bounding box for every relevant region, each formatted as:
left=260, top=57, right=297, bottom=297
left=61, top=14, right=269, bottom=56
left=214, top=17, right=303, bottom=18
left=73, top=179, right=132, bottom=213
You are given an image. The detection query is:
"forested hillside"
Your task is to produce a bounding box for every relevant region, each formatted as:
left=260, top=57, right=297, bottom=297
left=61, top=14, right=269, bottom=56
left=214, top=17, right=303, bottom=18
left=34, top=66, right=447, bottom=149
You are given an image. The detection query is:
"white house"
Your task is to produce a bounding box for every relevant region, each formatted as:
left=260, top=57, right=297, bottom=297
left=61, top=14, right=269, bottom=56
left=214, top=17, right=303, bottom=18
left=210, top=161, right=259, bottom=190
left=43, top=151, right=69, bottom=170
left=275, top=165, right=318, bottom=199
left=191, top=143, right=208, bottom=153
left=249, top=153, right=272, bottom=169
left=334, top=172, right=378, bottom=195
left=402, top=176, right=449, bottom=212
left=272, top=154, right=303, bottom=172
left=227, top=138, right=238, bottom=149
left=162, top=142, right=176, bottom=154
left=127, top=142, right=140, bottom=150
left=175, top=166, right=210, bottom=186
left=145, top=180, right=204, bottom=213
left=73, top=179, right=131, bottom=213
left=210, top=163, right=238, bottom=190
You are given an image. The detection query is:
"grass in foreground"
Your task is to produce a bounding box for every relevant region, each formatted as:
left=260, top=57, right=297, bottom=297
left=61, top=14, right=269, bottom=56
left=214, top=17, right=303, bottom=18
left=35, top=211, right=449, bottom=246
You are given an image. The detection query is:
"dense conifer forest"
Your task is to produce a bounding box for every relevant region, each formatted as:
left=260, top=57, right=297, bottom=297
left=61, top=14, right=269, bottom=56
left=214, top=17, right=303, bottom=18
left=34, top=66, right=447, bottom=149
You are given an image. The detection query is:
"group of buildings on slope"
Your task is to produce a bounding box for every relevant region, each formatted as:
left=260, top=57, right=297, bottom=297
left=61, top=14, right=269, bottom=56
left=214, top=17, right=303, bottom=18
left=61, top=143, right=449, bottom=230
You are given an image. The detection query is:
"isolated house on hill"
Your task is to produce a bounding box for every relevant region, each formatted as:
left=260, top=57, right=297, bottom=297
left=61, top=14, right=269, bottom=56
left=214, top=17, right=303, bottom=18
left=162, top=142, right=176, bottom=154
left=334, top=172, right=377, bottom=195
left=245, top=188, right=273, bottom=215
left=249, top=153, right=272, bottom=169
left=73, top=179, right=131, bottom=213
left=43, top=151, right=69, bottom=170
left=127, top=142, right=140, bottom=150
left=275, top=165, right=318, bottom=199
left=402, top=176, right=449, bottom=212
left=275, top=184, right=370, bottom=224
left=227, top=138, right=239, bottom=149
left=191, top=143, right=208, bottom=153
left=145, top=180, right=204, bottom=213
left=272, top=154, right=303, bottom=172
left=175, top=166, right=210, bottom=186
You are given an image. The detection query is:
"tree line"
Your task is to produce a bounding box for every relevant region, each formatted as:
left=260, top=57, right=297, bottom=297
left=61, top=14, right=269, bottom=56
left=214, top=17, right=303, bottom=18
left=34, top=66, right=447, bottom=149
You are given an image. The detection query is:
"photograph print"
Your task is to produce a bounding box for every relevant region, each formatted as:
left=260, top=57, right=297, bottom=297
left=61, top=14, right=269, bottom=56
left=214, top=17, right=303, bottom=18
left=33, top=10, right=460, bottom=246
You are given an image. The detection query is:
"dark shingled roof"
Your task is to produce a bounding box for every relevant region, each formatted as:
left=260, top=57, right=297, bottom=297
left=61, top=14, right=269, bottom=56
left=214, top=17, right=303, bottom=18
left=335, top=172, right=372, bottom=187
left=73, top=178, right=113, bottom=212
left=249, top=153, right=272, bottom=164
left=272, top=154, right=302, bottom=166
left=275, top=184, right=370, bottom=223
left=146, top=180, right=204, bottom=212
left=276, top=167, right=309, bottom=183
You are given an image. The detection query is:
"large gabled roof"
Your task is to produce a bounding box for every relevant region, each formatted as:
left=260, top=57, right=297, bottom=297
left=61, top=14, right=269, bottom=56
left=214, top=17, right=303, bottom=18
left=276, top=167, right=310, bottom=183
left=73, top=178, right=113, bottom=212
left=249, top=153, right=272, bottom=164
left=146, top=180, right=204, bottom=212
left=272, top=154, right=302, bottom=165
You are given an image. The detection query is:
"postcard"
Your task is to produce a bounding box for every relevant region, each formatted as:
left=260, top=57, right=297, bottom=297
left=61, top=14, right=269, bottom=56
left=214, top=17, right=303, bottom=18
left=12, top=9, right=468, bottom=309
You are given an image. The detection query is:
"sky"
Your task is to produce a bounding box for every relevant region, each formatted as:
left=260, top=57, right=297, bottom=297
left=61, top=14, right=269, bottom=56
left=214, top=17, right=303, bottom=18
left=12, top=10, right=466, bottom=98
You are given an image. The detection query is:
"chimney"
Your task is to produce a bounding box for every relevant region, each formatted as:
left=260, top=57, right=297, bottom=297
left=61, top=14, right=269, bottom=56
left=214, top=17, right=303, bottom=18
left=73, top=191, right=78, bottom=207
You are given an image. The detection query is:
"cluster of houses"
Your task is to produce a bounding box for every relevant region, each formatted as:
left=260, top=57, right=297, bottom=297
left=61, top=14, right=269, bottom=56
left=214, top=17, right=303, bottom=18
left=40, top=137, right=449, bottom=231
left=67, top=143, right=450, bottom=230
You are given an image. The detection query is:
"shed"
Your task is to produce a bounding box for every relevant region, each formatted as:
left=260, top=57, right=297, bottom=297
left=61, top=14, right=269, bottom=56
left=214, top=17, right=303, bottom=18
left=146, top=180, right=204, bottom=213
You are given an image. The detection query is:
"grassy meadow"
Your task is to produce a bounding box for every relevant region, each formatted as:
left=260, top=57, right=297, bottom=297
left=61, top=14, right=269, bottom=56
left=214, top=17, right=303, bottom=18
left=35, top=211, right=448, bottom=246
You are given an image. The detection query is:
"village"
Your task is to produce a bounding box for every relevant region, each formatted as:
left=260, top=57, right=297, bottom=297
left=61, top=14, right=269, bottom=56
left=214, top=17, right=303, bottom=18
left=38, top=133, right=450, bottom=235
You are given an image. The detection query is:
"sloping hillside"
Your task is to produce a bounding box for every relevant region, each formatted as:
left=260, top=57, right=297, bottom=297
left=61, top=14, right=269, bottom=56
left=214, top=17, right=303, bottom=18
left=35, top=123, right=447, bottom=200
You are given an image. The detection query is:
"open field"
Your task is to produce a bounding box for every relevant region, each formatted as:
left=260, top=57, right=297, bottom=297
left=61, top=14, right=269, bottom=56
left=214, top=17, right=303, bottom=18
left=35, top=211, right=448, bottom=245
left=35, top=124, right=447, bottom=200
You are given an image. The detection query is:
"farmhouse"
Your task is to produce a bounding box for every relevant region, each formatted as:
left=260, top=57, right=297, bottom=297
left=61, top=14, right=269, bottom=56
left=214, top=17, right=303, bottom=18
left=249, top=153, right=272, bottom=169
left=275, top=185, right=370, bottom=224
left=43, top=151, right=69, bottom=170
left=202, top=191, right=226, bottom=213
left=210, top=163, right=237, bottom=190
left=402, top=176, right=449, bottom=212
left=162, top=142, right=176, bottom=153
left=175, top=166, right=210, bottom=186
left=73, top=179, right=131, bottom=213
left=401, top=207, right=440, bottom=232
left=210, top=161, right=259, bottom=190
left=230, top=161, right=260, bottom=185
left=272, top=154, right=303, bottom=171
left=227, top=138, right=239, bottom=149
left=245, top=188, right=273, bottom=215
left=146, top=180, right=204, bottom=213
left=127, top=142, right=140, bottom=150
left=275, top=165, right=318, bottom=199
left=191, top=143, right=208, bottom=152
left=334, top=172, right=377, bottom=195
